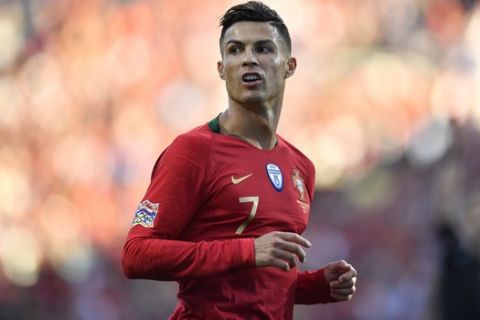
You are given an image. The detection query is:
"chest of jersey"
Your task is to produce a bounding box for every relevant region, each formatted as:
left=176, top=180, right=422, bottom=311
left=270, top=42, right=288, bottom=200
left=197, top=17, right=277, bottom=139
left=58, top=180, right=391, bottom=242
left=180, top=138, right=312, bottom=241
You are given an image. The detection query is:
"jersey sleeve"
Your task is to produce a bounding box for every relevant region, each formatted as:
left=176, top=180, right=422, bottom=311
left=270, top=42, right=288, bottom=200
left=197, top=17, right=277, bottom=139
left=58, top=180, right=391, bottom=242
left=122, top=133, right=255, bottom=281
left=294, top=269, right=338, bottom=304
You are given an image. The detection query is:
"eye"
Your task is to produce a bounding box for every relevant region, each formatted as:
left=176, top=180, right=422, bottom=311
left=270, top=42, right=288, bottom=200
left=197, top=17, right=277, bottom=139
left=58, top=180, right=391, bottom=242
left=228, top=46, right=241, bottom=55
left=255, top=46, right=273, bottom=54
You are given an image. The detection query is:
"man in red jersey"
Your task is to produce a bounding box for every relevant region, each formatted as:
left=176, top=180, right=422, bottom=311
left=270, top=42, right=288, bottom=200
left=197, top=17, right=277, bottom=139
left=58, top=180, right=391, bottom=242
left=122, top=2, right=357, bottom=319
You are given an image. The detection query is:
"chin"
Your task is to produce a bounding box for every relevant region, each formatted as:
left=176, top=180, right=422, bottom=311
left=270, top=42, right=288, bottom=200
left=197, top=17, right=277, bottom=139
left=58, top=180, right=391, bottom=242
left=240, top=96, right=268, bottom=109
left=228, top=88, right=278, bottom=107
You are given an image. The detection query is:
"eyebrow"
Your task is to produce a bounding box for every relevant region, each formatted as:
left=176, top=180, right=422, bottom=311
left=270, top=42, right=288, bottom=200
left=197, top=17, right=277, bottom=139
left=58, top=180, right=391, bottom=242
left=225, top=39, right=276, bottom=47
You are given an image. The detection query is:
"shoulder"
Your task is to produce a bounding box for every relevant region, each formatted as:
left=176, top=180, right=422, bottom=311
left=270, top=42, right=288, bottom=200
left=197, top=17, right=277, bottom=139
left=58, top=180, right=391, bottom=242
left=152, top=123, right=213, bottom=177
left=167, top=123, right=214, bottom=155
left=277, top=135, right=317, bottom=197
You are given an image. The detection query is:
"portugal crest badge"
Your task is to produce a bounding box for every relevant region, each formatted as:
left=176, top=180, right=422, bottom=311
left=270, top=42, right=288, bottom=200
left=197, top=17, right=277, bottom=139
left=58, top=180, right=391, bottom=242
left=292, top=169, right=309, bottom=213
left=292, top=169, right=306, bottom=202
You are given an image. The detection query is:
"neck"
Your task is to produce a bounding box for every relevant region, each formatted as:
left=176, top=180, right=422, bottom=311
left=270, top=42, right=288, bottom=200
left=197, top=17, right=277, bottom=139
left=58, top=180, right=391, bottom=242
left=219, top=99, right=282, bottom=150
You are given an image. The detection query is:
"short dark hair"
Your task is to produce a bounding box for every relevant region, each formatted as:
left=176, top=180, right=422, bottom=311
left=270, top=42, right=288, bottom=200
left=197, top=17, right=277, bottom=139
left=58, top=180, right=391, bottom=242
left=219, top=1, right=292, bottom=54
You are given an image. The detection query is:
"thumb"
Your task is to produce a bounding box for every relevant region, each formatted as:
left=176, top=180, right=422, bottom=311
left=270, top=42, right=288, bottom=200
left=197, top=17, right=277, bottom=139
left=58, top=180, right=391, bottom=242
left=329, top=260, right=350, bottom=272
left=324, top=260, right=351, bottom=282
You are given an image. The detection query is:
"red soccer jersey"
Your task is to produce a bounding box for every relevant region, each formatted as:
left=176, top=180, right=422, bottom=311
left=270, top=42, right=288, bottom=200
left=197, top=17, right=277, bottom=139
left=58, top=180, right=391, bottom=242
left=122, top=116, right=335, bottom=319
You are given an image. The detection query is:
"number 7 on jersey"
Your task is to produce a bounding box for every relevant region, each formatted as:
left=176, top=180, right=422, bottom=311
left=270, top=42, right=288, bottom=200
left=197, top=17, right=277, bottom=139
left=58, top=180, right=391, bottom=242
left=235, top=196, right=259, bottom=234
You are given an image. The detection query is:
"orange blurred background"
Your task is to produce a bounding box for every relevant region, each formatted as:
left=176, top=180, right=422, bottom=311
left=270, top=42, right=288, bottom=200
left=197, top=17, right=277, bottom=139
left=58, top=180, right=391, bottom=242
left=1, top=0, right=480, bottom=319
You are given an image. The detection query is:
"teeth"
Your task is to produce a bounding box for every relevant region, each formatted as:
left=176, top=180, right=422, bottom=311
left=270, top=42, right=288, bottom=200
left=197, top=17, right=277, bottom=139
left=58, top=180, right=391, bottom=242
left=243, top=74, right=260, bottom=81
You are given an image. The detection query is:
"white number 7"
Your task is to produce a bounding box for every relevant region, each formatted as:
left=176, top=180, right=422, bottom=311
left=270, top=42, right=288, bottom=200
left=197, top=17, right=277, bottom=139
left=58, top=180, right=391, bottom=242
left=235, top=196, right=259, bottom=234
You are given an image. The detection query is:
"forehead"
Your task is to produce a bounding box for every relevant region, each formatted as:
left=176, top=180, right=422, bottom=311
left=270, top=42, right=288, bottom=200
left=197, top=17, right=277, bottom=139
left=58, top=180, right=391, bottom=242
left=222, top=21, right=281, bottom=45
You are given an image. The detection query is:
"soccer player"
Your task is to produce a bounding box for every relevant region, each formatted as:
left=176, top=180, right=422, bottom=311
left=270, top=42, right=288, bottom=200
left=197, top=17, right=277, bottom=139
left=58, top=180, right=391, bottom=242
left=122, top=1, right=357, bottom=319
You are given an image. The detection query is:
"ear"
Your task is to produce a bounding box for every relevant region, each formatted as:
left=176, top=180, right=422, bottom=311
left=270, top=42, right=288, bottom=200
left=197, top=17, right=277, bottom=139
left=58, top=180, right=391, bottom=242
left=217, top=61, right=225, bottom=80
left=285, top=57, right=297, bottom=79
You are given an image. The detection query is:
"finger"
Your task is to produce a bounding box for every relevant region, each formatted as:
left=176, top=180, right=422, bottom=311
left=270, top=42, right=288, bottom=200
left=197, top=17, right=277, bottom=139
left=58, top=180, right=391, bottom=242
left=331, top=293, right=353, bottom=301
left=330, top=278, right=355, bottom=289
left=277, top=232, right=312, bottom=248
left=330, top=260, right=350, bottom=270
left=270, top=258, right=291, bottom=272
left=272, top=248, right=299, bottom=268
left=331, top=286, right=356, bottom=296
left=338, top=269, right=357, bottom=283
left=276, top=240, right=306, bottom=262
left=326, top=261, right=351, bottom=279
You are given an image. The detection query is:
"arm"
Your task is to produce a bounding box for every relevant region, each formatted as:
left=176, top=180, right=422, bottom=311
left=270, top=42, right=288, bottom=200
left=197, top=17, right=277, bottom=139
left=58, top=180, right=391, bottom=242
left=122, top=134, right=255, bottom=281
left=295, top=261, right=357, bottom=304
left=295, top=268, right=336, bottom=304
left=123, top=231, right=254, bottom=280
left=292, top=161, right=357, bottom=303
left=252, top=231, right=357, bottom=304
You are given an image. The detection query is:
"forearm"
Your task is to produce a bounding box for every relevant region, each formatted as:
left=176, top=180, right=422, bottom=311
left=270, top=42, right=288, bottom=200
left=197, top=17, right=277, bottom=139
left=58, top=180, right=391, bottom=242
left=295, top=268, right=337, bottom=304
left=122, top=233, right=255, bottom=281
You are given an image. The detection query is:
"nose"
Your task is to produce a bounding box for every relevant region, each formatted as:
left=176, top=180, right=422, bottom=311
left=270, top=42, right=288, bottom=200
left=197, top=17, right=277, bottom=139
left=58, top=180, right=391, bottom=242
left=242, top=49, right=259, bottom=66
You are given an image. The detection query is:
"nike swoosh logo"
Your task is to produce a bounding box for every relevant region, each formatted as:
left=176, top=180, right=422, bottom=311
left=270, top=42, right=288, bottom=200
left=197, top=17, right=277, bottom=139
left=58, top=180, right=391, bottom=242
left=231, top=173, right=253, bottom=184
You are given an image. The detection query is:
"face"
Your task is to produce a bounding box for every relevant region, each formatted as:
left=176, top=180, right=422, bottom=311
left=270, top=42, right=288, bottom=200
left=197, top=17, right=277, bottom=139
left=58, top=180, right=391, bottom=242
left=218, top=21, right=296, bottom=108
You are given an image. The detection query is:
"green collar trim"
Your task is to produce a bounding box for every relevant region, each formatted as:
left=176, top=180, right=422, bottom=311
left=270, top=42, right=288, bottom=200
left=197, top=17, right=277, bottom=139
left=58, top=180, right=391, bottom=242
left=208, top=114, right=221, bottom=133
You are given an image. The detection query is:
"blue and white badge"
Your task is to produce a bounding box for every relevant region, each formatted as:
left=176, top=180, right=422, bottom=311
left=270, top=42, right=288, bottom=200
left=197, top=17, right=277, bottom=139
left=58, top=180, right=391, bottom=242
left=266, top=163, right=283, bottom=192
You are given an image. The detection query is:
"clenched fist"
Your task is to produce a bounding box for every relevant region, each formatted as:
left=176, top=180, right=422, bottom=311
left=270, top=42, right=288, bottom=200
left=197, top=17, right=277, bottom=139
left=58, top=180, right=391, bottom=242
left=323, top=260, right=357, bottom=301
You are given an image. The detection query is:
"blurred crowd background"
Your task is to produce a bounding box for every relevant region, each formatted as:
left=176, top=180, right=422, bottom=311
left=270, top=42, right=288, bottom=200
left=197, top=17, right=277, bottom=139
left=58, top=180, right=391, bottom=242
left=1, top=0, right=480, bottom=319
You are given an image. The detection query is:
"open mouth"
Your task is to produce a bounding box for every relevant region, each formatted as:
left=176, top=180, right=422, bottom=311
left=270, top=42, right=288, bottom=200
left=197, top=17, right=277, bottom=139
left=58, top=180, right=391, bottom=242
left=241, top=72, right=262, bottom=83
